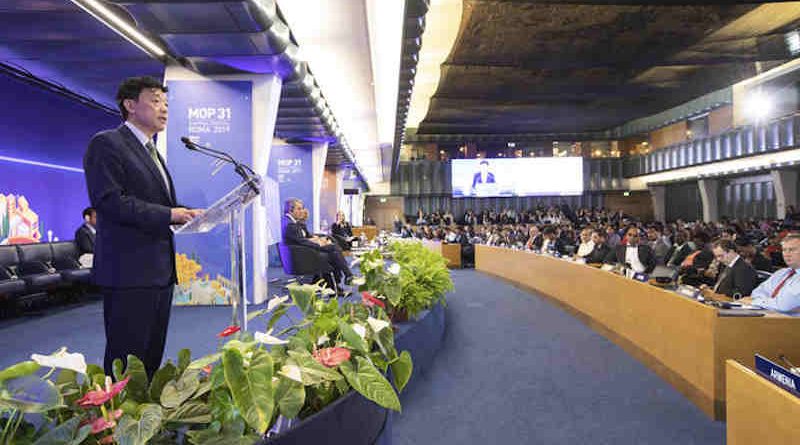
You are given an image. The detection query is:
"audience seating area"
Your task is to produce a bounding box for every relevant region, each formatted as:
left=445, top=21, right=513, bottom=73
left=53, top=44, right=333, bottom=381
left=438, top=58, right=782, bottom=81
left=0, top=241, right=92, bottom=317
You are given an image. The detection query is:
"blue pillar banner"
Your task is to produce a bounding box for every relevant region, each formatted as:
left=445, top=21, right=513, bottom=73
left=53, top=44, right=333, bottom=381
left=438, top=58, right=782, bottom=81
left=268, top=144, right=314, bottom=230
left=166, top=80, right=253, bottom=305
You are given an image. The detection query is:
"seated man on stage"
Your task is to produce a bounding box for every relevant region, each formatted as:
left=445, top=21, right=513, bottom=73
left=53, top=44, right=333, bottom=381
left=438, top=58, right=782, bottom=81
left=282, top=198, right=353, bottom=290
left=741, top=233, right=800, bottom=311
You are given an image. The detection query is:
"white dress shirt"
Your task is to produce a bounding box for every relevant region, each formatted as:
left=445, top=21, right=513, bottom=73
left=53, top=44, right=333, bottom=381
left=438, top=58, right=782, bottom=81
left=751, top=267, right=800, bottom=312
left=625, top=245, right=646, bottom=273
left=577, top=241, right=595, bottom=258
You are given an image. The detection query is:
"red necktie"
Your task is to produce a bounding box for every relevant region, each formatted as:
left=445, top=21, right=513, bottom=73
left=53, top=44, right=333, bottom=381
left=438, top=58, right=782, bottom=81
left=771, top=269, right=796, bottom=299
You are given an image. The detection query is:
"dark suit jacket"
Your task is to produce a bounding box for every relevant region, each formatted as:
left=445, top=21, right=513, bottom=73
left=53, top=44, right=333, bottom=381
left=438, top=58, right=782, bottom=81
left=665, top=243, right=692, bottom=268
left=608, top=244, right=656, bottom=274
left=74, top=223, right=96, bottom=255
left=471, top=172, right=495, bottom=189
left=714, top=258, right=757, bottom=297
left=282, top=215, right=319, bottom=250
left=331, top=222, right=353, bottom=238
left=586, top=243, right=611, bottom=264
left=84, top=125, right=177, bottom=288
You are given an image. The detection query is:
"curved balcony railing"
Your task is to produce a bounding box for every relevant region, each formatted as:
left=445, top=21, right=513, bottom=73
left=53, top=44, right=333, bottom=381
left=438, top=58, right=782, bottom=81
left=623, top=113, right=800, bottom=178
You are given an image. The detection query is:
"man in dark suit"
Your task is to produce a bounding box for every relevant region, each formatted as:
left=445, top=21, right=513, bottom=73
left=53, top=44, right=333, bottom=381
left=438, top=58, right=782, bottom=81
left=586, top=230, right=612, bottom=264
left=84, top=76, right=201, bottom=379
left=471, top=160, right=495, bottom=192
left=74, top=207, right=96, bottom=255
left=607, top=227, right=656, bottom=274
left=665, top=230, right=693, bottom=268
left=282, top=198, right=352, bottom=289
left=707, top=239, right=757, bottom=298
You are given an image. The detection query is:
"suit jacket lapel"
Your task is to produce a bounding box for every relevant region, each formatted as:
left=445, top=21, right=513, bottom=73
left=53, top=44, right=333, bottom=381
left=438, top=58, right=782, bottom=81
left=118, top=125, right=173, bottom=205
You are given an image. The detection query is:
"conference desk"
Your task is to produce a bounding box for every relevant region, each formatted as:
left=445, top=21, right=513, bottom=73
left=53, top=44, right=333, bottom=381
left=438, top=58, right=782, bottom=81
left=422, top=241, right=461, bottom=268
left=475, top=244, right=800, bottom=420
left=726, top=360, right=800, bottom=444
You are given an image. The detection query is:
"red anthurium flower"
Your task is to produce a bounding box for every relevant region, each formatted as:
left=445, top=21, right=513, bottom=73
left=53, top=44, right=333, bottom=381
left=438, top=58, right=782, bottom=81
left=90, top=416, right=116, bottom=434
left=361, top=291, right=385, bottom=309
left=313, top=347, right=351, bottom=368
left=202, top=364, right=213, bottom=374
left=217, top=325, right=241, bottom=338
left=76, top=377, right=129, bottom=408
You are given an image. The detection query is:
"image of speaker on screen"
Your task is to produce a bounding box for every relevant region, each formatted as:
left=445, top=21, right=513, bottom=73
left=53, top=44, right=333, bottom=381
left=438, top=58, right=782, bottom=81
left=470, top=160, right=498, bottom=196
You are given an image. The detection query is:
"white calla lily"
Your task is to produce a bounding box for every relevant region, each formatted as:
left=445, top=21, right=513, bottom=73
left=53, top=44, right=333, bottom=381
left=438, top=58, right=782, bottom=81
left=317, top=334, right=330, bottom=346
left=280, top=364, right=303, bottom=383
left=31, top=347, right=87, bottom=375
left=351, top=276, right=366, bottom=286
left=352, top=324, right=367, bottom=340
left=267, top=295, right=289, bottom=312
left=254, top=329, right=289, bottom=345
left=367, top=317, right=390, bottom=333
left=387, top=263, right=401, bottom=275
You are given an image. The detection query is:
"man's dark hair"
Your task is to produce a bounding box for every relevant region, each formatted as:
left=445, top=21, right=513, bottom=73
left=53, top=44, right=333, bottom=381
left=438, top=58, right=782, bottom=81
left=713, top=239, right=738, bottom=252
left=480, top=160, right=489, bottom=166
left=82, top=207, right=95, bottom=219
left=116, top=76, right=168, bottom=120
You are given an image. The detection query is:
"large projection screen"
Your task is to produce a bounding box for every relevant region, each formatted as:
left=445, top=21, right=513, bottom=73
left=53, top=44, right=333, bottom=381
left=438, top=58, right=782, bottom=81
left=451, top=157, right=584, bottom=198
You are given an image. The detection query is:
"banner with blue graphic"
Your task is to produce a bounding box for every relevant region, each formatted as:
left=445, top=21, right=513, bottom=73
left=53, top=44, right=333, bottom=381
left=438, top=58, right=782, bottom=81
left=166, top=80, right=253, bottom=306
left=268, top=144, right=314, bottom=229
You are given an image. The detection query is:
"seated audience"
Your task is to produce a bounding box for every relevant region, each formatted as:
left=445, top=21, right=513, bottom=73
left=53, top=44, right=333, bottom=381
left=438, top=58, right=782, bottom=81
left=665, top=230, right=692, bottom=268
left=646, top=226, right=671, bottom=264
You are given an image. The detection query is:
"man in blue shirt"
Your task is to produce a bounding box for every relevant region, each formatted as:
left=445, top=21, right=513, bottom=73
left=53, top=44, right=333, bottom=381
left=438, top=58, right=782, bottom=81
left=745, top=233, right=800, bottom=312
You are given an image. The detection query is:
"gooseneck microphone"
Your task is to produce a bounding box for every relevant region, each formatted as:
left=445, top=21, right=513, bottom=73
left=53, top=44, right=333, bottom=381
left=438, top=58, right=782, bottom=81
left=180, top=136, right=259, bottom=195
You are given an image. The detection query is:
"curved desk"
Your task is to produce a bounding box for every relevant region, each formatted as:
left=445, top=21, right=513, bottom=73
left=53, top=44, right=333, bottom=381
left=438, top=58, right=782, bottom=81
left=476, top=244, right=800, bottom=420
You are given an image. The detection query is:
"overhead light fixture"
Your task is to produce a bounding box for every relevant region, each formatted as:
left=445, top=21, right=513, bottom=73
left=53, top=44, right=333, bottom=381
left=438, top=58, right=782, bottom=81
left=745, top=90, right=773, bottom=122
left=70, top=0, right=167, bottom=58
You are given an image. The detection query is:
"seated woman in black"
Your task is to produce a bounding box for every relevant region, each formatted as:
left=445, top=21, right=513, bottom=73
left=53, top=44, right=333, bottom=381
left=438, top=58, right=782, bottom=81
left=331, top=211, right=354, bottom=250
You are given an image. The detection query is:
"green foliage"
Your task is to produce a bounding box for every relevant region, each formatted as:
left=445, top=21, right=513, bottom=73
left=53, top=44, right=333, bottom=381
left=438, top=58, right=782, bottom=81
left=31, top=417, right=91, bottom=445
left=123, top=355, right=150, bottom=404
left=359, top=241, right=453, bottom=318
left=222, top=348, right=274, bottom=433
left=339, top=358, right=401, bottom=412
left=391, top=351, right=413, bottom=393
left=114, top=404, right=163, bottom=445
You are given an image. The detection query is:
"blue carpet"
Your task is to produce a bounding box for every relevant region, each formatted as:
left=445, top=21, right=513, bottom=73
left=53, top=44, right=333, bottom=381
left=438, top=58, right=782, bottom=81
left=390, top=269, right=725, bottom=445
left=0, top=268, right=726, bottom=444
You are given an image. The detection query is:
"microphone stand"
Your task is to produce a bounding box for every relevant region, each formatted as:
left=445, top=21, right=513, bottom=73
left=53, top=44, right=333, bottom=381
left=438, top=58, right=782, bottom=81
left=181, top=137, right=260, bottom=196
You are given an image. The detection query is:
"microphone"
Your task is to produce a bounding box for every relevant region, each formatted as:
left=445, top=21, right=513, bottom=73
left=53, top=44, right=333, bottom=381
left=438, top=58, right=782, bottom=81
left=181, top=136, right=259, bottom=195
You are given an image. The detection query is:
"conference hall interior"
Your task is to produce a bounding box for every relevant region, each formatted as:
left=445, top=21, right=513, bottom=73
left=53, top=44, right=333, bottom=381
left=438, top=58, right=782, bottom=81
left=1, top=1, right=800, bottom=444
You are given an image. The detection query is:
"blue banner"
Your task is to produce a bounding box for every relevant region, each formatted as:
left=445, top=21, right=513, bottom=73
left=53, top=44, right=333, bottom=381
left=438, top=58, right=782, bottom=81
left=268, top=144, right=314, bottom=230
left=166, top=80, right=253, bottom=306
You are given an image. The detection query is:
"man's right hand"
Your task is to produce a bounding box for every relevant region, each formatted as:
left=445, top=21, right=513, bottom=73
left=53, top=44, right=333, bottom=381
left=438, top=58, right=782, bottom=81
left=171, top=207, right=197, bottom=224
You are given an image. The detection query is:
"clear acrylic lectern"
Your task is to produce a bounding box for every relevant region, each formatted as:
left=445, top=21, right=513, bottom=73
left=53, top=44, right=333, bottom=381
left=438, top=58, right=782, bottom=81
left=174, top=175, right=262, bottom=330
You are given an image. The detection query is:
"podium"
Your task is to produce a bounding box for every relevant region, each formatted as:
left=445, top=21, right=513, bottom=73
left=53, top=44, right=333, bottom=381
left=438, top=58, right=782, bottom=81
left=174, top=176, right=262, bottom=330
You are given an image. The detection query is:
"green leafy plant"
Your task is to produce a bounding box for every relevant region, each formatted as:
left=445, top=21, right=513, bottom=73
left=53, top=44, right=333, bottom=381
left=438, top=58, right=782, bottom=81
left=0, top=280, right=415, bottom=444
left=358, top=240, right=454, bottom=319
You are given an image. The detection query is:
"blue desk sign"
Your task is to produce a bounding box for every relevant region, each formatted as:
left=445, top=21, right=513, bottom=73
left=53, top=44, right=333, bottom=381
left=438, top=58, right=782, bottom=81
left=633, top=273, right=649, bottom=282
left=755, top=354, right=800, bottom=397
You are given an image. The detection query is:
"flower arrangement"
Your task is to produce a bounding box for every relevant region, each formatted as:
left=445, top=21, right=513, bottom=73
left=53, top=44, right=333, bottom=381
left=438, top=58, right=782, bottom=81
left=0, top=282, right=412, bottom=444
left=357, top=240, right=454, bottom=320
